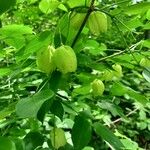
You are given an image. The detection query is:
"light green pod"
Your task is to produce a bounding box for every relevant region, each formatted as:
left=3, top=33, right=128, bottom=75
left=54, top=45, right=77, bottom=74
left=88, top=11, right=107, bottom=36
left=36, top=46, right=56, bottom=74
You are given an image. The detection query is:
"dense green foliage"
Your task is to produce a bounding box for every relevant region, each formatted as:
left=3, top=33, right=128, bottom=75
left=0, top=0, right=150, bottom=150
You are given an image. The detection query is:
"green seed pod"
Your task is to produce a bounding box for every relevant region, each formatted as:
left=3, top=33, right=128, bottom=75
left=103, top=70, right=114, bottom=81
left=50, top=128, right=67, bottom=149
left=36, top=46, right=56, bottom=74
left=88, top=11, right=107, bottom=36
left=53, top=45, right=77, bottom=74
left=140, top=58, right=150, bottom=67
left=112, top=64, right=123, bottom=78
left=70, top=12, right=86, bottom=29
left=91, top=79, right=105, bottom=96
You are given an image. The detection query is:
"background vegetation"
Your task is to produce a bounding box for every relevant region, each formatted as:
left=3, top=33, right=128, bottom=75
left=0, top=0, right=150, bottom=150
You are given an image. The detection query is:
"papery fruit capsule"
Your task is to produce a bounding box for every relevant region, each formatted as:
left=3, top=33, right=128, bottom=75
left=50, top=128, right=67, bottom=149
left=88, top=11, right=107, bottom=36
left=91, top=79, right=105, bottom=96
left=36, top=46, right=56, bottom=74
left=112, top=64, right=123, bottom=78
left=70, top=12, right=86, bottom=29
left=54, top=45, right=77, bottom=74
left=140, top=58, right=150, bottom=67
left=103, top=70, right=114, bottom=81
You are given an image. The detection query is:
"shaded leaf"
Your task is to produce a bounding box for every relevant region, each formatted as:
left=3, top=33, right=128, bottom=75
left=23, top=132, right=44, bottom=150
left=50, top=100, right=64, bottom=120
left=0, top=137, right=16, bottom=150
left=16, top=89, right=54, bottom=118
left=0, top=0, right=16, bottom=15
left=93, top=122, right=124, bottom=150
left=72, top=115, right=91, bottom=150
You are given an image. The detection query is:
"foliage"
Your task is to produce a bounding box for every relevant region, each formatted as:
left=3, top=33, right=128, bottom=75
left=0, top=0, right=150, bottom=150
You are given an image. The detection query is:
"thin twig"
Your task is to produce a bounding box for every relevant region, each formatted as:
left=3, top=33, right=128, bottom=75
left=71, top=0, right=95, bottom=47
left=96, top=50, right=125, bottom=62
left=112, top=108, right=138, bottom=125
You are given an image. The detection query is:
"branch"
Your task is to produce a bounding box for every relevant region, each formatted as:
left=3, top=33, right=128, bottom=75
left=112, top=108, right=138, bottom=125
left=96, top=50, right=125, bottom=62
left=71, top=0, right=95, bottom=47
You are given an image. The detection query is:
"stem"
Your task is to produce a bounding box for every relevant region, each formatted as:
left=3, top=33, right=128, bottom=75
left=96, top=50, right=125, bottom=62
left=71, top=0, right=95, bottom=47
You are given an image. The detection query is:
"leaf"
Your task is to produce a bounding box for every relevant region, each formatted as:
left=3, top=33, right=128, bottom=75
left=16, top=31, right=52, bottom=62
left=142, top=39, right=150, bottom=48
left=93, top=122, right=124, bottom=150
left=16, top=89, right=54, bottom=118
left=142, top=67, right=150, bottom=83
left=2, top=36, right=25, bottom=49
left=127, top=89, right=148, bottom=106
left=110, top=82, right=128, bottom=96
left=23, top=132, right=44, bottom=150
left=54, top=13, right=70, bottom=47
left=0, top=24, right=33, bottom=36
left=0, top=0, right=16, bottom=15
left=67, top=0, right=90, bottom=8
left=39, top=0, right=60, bottom=14
left=98, top=101, right=125, bottom=117
left=0, top=68, right=12, bottom=77
left=0, top=137, right=16, bottom=150
left=72, top=115, right=92, bottom=150
left=120, top=139, right=138, bottom=150
left=0, top=103, right=15, bottom=120
left=50, top=100, right=64, bottom=120
left=124, top=2, right=150, bottom=15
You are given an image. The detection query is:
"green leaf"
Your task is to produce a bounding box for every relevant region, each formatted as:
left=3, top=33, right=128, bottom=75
left=0, top=103, right=15, bottom=120
left=50, top=100, right=64, bottom=120
left=67, top=0, right=90, bottom=8
left=82, top=146, right=94, bottom=150
left=39, top=0, right=60, bottom=14
left=0, top=68, right=12, bottom=77
left=54, top=13, right=71, bottom=47
left=142, top=68, right=150, bottom=83
left=146, top=9, right=150, bottom=20
left=72, top=115, right=92, bottom=150
left=16, top=31, right=52, bottom=62
left=127, top=89, right=148, bottom=106
left=124, top=2, right=150, bottom=15
left=93, top=122, right=124, bottom=150
left=120, top=139, right=138, bottom=150
left=16, top=89, right=54, bottom=118
left=0, top=0, right=16, bottom=15
left=142, top=39, right=150, bottom=48
left=0, top=24, right=33, bottom=36
left=110, top=82, right=128, bottom=96
left=10, top=137, right=25, bottom=150
left=2, top=36, right=25, bottom=49
left=0, top=137, right=16, bottom=150
left=23, top=132, right=44, bottom=150
left=98, top=101, right=125, bottom=117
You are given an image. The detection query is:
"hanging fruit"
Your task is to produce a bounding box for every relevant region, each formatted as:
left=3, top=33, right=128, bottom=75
left=36, top=46, right=56, bottom=74
left=88, top=11, right=107, bottom=36
left=53, top=45, right=77, bottom=74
